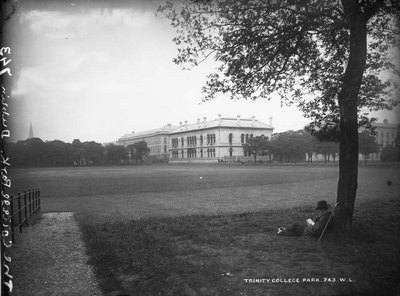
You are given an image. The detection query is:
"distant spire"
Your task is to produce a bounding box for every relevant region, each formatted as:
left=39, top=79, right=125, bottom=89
left=28, top=121, right=34, bottom=139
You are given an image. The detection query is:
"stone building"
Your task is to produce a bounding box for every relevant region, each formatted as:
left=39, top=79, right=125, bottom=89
left=116, top=124, right=177, bottom=162
left=369, top=119, right=400, bottom=160
left=169, top=115, right=274, bottom=163
left=116, top=115, right=274, bottom=163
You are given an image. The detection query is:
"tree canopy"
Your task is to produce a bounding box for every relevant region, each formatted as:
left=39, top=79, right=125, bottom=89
left=160, top=0, right=399, bottom=135
left=358, top=130, right=379, bottom=162
left=242, top=135, right=270, bottom=163
left=127, top=141, right=150, bottom=163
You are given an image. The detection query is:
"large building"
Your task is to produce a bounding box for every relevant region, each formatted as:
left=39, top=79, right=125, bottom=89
left=369, top=119, right=400, bottom=160
left=116, top=124, right=177, bottom=162
left=116, top=115, right=274, bottom=163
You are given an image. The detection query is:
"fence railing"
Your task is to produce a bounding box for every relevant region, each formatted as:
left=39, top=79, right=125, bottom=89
left=10, top=188, right=41, bottom=243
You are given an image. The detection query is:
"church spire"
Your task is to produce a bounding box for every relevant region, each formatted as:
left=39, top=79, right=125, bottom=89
left=28, top=121, right=34, bottom=139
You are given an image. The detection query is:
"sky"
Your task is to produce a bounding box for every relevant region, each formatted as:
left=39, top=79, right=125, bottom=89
left=3, top=0, right=399, bottom=144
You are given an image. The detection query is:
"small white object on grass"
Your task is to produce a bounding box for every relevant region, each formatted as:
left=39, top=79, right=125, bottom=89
left=200, top=176, right=203, bottom=180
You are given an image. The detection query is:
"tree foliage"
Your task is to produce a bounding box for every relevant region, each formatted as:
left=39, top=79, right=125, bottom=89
left=6, top=138, right=134, bottom=167
left=380, top=144, right=400, bottom=161
left=127, top=141, right=150, bottom=163
left=358, top=130, right=379, bottom=162
left=159, top=0, right=399, bottom=134
left=269, top=130, right=308, bottom=163
left=242, top=135, right=270, bottom=163
left=106, top=143, right=129, bottom=164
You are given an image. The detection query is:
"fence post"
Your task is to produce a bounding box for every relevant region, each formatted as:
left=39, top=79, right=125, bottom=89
left=28, top=189, right=32, bottom=217
left=38, top=189, right=41, bottom=211
left=36, top=189, right=39, bottom=213
left=10, top=196, right=14, bottom=243
left=18, top=193, right=22, bottom=233
left=33, top=189, right=36, bottom=214
left=24, top=191, right=27, bottom=226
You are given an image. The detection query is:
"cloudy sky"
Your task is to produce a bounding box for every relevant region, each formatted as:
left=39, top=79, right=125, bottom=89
left=4, top=0, right=398, bottom=144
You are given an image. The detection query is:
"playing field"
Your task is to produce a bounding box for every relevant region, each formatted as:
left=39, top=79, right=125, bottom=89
left=9, top=163, right=400, bottom=219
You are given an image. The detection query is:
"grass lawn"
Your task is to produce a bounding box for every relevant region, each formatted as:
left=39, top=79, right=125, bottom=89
left=77, top=198, right=399, bottom=296
left=10, top=163, right=400, bottom=295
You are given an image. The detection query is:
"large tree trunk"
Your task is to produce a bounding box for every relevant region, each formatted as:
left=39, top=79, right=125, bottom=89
left=335, top=0, right=367, bottom=235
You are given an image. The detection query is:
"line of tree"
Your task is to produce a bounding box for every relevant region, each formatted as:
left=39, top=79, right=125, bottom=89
left=242, top=129, right=395, bottom=164
left=5, top=138, right=150, bottom=167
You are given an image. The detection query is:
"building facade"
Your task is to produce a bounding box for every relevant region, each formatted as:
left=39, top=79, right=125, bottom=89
left=369, top=119, right=400, bottom=160
left=116, top=124, right=176, bottom=162
left=116, top=115, right=274, bottom=163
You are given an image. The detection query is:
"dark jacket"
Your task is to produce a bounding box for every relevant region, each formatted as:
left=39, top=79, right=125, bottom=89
left=306, top=211, right=333, bottom=237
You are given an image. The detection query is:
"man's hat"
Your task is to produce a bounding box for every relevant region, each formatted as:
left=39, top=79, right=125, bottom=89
left=316, top=200, right=329, bottom=210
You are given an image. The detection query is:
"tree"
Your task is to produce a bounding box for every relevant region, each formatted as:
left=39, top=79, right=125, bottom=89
left=358, top=130, right=379, bottom=163
left=268, top=130, right=309, bottom=163
left=160, top=0, right=400, bottom=235
left=106, top=144, right=128, bottom=164
left=242, top=135, right=270, bottom=163
left=83, top=141, right=106, bottom=165
left=301, top=131, right=319, bottom=163
left=380, top=144, right=399, bottom=161
left=44, top=140, right=74, bottom=166
left=316, top=140, right=340, bottom=163
left=127, top=141, right=150, bottom=163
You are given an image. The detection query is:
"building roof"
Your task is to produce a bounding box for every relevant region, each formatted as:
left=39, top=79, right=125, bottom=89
left=118, top=124, right=178, bottom=141
left=169, top=116, right=274, bottom=134
left=372, top=121, right=400, bottom=130
left=117, top=116, right=274, bottom=142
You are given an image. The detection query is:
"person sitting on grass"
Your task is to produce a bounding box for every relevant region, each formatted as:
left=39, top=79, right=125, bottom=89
left=277, top=200, right=334, bottom=237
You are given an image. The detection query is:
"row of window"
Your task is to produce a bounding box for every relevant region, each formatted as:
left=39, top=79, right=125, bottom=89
left=241, top=134, right=254, bottom=144
left=171, top=132, right=266, bottom=148
left=378, top=131, right=396, bottom=139
left=171, top=134, right=217, bottom=148
left=171, top=148, right=217, bottom=158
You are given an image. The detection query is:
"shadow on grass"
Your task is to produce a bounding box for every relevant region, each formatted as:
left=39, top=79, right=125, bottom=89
left=76, top=198, right=399, bottom=296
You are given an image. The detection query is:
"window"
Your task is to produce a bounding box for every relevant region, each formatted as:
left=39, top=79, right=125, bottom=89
left=241, top=134, right=244, bottom=144
left=200, top=135, right=203, bottom=145
left=229, top=148, right=233, bottom=157
left=229, top=133, right=233, bottom=145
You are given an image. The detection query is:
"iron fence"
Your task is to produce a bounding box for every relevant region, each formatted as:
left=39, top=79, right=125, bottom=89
left=10, top=188, right=41, bottom=243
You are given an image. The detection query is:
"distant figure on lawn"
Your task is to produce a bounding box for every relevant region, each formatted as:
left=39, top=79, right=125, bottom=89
left=277, top=200, right=334, bottom=237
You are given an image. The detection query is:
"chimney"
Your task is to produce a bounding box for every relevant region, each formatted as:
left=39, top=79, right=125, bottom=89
left=251, top=116, right=255, bottom=126
left=269, top=117, right=273, bottom=126
left=197, top=118, right=201, bottom=128
left=218, top=114, right=222, bottom=125
left=184, top=120, right=188, bottom=130
left=203, top=117, right=207, bottom=127
left=167, top=123, right=172, bottom=131
left=236, top=115, right=241, bottom=126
